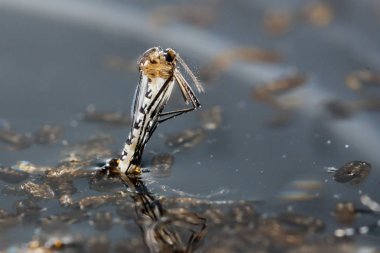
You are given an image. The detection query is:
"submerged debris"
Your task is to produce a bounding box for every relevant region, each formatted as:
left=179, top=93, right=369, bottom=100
left=34, top=124, right=63, bottom=145
left=89, top=211, right=113, bottom=231
left=0, top=209, right=19, bottom=232
left=324, top=99, right=355, bottom=119
left=86, top=235, right=111, bottom=253
left=199, top=106, right=222, bottom=130
left=333, top=161, right=371, bottom=185
left=151, top=153, right=174, bottom=178
left=166, top=127, right=206, bottom=150
left=333, top=202, right=357, bottom=224
left=83, top=104, right=131, bottom=126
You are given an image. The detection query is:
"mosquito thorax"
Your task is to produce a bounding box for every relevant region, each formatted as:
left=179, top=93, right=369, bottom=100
left=138, top=47, right=176, bottom=79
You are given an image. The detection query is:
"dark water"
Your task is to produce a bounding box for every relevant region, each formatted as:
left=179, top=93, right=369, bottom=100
left=1, top=0, right=380, bottom=252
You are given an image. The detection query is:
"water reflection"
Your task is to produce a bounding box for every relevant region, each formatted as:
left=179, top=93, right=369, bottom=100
left=103, top=161, right=207, bottom=253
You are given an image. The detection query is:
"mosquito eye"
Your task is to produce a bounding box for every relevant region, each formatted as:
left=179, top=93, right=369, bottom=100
left=165, top=51, right=175, bottom=63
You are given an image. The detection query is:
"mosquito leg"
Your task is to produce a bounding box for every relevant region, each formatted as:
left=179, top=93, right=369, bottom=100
left=158, top=107, right=196, bottom=123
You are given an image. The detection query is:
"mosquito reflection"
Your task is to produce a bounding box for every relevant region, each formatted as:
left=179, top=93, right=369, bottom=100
left=104, top=160, right=207, bottom=253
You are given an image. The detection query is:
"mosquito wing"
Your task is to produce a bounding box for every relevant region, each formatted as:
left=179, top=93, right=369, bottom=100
left=131, top=73, right=148, bottom=122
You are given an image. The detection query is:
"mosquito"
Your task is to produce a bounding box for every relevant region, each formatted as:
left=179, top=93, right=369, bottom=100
left=117, top=47, right=204, bottom=174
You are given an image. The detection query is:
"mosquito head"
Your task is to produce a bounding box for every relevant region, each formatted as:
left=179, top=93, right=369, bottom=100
left=163, top=48, right=177, bottom=63
left=138, top=47, right=177, bottom=79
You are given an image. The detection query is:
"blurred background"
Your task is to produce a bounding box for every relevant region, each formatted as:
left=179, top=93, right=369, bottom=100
left=1, top=0, right=380, bottom=252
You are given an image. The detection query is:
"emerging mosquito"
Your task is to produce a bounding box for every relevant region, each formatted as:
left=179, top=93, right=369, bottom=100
left=117, top=47, right=204, bottom=174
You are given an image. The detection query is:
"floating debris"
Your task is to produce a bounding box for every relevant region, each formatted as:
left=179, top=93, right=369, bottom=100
left=0, top=166, right=29, bottom=184
left=302, top=2, right=334, bottom=27
left=47, top=179, right=77, bottom=197
left=13, top=161, right=50, bottom=174
left=263, top=9, right=293, bottom=36
left=151, top=153, right=174, bottom=178
left=0, top=128, right=33, bottom=151
left=45, top=160, right=94, bottom=179
left=20, top=181, right=55, bottom=199
left=59, top=194, right=74, bottom=207
left=346, top=69, right=380, bottom=91
left=78, top=192, right=127, bottom=210
left=61, top=134, right=114, bottom=162
left=252, top=74, right=307, bottom=108
left=333, top=161, right=371, bottom=185
left=251, top=74, right=306, bottom=126
left=83, top=104, right=131, bottom=126
left=166, top=127, right=206, bottom=150
left=201, top=47, right=281, bottom=81
left=277, top=212, right=325, bottom=233
left=34, top=124, right=63, bottom=145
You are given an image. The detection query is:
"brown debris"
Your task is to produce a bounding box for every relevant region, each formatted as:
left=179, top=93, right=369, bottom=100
left=302, top=3, right=334, bottom=27
left=252, top=74, right=307, bottom=107
left=263, top=9, right=294, bottom=36
left=0, top=166, right=29, bottom=184
left=201, top=47, right=281, bottom=81
left=20, top=181, right=55, bottom=199
left=333, top=161, right=371, bottom=185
